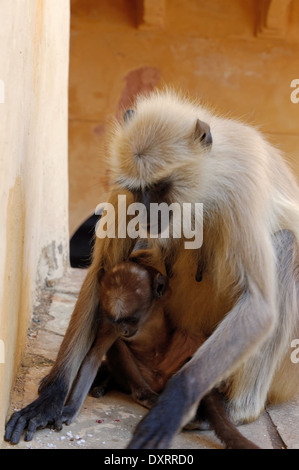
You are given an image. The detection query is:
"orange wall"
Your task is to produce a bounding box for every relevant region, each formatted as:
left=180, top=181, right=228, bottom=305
left=69, top=0, right=299, bottom=235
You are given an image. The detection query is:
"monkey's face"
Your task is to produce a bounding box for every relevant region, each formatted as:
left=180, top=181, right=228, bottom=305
left=99, top=262, right=168, bottom=341
left=109, top=91, right=213, bottom=210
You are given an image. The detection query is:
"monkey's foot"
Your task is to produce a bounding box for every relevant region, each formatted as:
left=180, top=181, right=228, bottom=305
left=133, top=390, right=159, bottom=409
left=225, top=399, right=264, bottom=426
left=90, top=385, right=108, bottom=398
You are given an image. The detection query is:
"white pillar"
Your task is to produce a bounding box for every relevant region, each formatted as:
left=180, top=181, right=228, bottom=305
left=0, top=0, right=70, bottom=435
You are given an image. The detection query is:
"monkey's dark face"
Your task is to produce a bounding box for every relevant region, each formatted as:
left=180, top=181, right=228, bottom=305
left=110, top=314, right=140, bottom=340
left=99, top=262, right=168, bottom=341
left=131, top=178, right=174, bottom=234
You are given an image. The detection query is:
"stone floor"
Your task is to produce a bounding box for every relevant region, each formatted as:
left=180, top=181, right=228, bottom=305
left=2, top=268, right=299, bottom=450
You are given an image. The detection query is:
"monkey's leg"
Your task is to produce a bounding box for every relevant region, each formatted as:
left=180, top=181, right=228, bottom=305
left=127, top=278, right=275, bottom=448
left=200, top=389, right=260, bottom=449
left=107, top=340, right=159, bottom=408
left=61, top=322, right=118, bottom=425
left=4, top=189, right=135, bottom=444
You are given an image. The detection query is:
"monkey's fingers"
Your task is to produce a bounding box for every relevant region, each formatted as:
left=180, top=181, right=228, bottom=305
left=5, top=411, right=43, bottom=445
left=5, top=412, right=36, bottom=445
left=128, top=411, right=175, bottom=449
left=4, top=394, right=64, bottom=444
left=10, top=418, right=28, bottom=445
left=25, top=413, right=62, bottom=442
left=61, top=405, right=77, bottom=425
left=25, top=418, right=43, bottom=442
left=52, top=415, right=63, bottom=432
left=4, top=411, right=22, bottom=443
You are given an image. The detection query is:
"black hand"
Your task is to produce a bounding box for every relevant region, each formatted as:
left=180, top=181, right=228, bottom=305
left=5, top=385, right=65, bottom=444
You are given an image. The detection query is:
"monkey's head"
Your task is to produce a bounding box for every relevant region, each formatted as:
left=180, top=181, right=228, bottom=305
left=109, top=90, right=213, bottom=210
left=98, top=261, right=169, bottom=341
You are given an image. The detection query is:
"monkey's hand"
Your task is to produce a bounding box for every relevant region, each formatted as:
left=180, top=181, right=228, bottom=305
left=128, top=375, right=189, bottom=449
left=4, top=388, right=65, bottom=444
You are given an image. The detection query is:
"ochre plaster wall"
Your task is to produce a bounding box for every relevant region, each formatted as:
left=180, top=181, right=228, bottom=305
left=69, top=0, right=299, bottom=235
left=0, top=0, right=70, bottom=436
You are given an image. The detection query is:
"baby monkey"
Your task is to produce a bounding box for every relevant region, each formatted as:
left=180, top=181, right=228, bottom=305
left=62, top=252, right=259, bottom=449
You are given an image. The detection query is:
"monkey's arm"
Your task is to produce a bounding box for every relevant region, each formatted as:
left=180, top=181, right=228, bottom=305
left=127, top=273, right=275, bottom=449
left=61, top=321, right=119, bottom=425
left=4, top=266, right=101, bottom=444
left=4, top=189, right=135, bottom=444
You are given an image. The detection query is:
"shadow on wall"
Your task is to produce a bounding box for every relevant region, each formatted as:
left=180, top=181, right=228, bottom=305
left=70, top=214, right=100, bottom=268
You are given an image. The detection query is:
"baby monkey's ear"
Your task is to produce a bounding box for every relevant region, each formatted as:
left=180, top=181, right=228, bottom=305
left=129, top=250, right=169, bottom=298
left=153, top=271, right=169, bottom=298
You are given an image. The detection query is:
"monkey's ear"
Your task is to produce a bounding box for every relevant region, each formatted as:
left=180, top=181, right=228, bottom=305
left=153, top=272, right=169, bottom=298
left=123, top=109, right=134, bottom=123
left=97, top=268, right=105, bottom=283
left=193, top=119, right=212, bottom=147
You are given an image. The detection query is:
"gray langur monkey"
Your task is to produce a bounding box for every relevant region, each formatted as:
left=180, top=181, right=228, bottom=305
left=5, top=90, right=299, bottom=449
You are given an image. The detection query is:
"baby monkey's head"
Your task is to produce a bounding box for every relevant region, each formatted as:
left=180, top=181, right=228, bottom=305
left=98, top=260, right=169, bottom=340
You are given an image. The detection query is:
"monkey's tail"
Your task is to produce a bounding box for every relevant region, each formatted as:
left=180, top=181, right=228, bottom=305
left=201, top=389, right=260, bottom=449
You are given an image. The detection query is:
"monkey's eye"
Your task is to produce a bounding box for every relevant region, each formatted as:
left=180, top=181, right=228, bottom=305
left=118, top=316, right=139, bottom=326
left=152, top=178, right=172, bottom=197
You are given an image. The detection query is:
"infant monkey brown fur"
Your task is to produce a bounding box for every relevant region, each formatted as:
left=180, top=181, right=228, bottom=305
left=63, top=252, right=259, bottom=449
